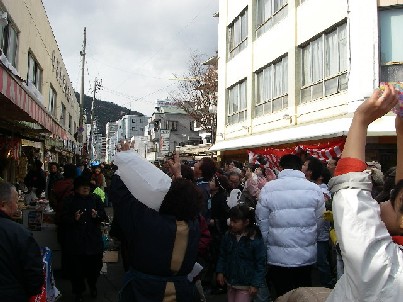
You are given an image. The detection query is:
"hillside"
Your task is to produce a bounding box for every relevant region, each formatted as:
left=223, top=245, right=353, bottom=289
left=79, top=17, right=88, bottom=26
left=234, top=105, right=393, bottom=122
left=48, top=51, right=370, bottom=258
left=75, top=93, right=144, bottom=136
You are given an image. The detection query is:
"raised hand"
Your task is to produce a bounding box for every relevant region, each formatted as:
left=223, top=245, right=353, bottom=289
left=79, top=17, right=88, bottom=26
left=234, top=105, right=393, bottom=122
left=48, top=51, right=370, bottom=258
left=355, top=84, right=398, bottom=126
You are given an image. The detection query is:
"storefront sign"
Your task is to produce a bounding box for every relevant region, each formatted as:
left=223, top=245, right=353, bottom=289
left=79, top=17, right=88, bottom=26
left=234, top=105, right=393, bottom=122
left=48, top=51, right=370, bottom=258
left=160, top=130, right=170, bottom=154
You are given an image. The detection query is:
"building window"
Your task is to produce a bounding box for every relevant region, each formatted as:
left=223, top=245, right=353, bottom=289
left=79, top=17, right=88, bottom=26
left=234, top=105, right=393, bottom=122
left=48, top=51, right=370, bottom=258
left=255, top=56, right=288, bottom=117
left=300, top=23, right=348, bottom=103
left=227, top=79, right=247, bottom=125
left=228, top=8, right=248, bottom=59
left=61, top=104, right=66, bottom=126
left=27, top=53, right=42, bottom=91
left=140, top=127, right=144, bottom=132
left=49, top=85, right=57, bottom=116
left=132, top=127, right=136, bottom=131
left=68, top=114, right=72, bottom=134
left=162, top=120, right=178, bottom=131
left=0, top=18, right=18, bottom=67
left=140, top=119, right=143, bottom=123
left=132, top=119, right=136, bottom=123
left=379, top=8, right=403, bottom=82
left=256, top=0, right=288, bottom=38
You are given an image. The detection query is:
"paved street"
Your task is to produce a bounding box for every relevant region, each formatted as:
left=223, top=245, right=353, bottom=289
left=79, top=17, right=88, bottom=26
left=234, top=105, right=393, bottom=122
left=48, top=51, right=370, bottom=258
left=54, top=258, right=227, bottom=302
left=54, top=207, right=227, bottom=302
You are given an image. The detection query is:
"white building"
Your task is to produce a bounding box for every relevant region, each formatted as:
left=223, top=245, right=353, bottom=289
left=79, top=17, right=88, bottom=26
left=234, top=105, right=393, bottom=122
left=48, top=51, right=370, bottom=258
left=149, top=99, right=201, bottom=159
left=211, top=0, right=401, bottom=169
left=105, top=122, right=118, bottom=163
left=116, top=114, right=148, bottom=141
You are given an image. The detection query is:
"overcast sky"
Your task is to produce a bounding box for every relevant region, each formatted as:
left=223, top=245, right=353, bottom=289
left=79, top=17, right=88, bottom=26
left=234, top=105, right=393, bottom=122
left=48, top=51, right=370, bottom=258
left=42, top=0, right=218, bottom=117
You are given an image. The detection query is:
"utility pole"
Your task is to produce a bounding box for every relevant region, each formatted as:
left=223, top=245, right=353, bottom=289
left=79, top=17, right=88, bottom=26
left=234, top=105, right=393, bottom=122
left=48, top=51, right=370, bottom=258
left=78, top=27, right=86, bottom=145
left=89, top=78, right=102, bottom=162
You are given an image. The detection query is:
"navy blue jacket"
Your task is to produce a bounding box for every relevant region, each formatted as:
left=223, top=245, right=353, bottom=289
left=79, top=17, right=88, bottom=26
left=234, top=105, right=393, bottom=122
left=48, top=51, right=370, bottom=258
left=61, top=193, right=107, bottom=255
left=0, top=211, right=43, bottom=302
left=110, top=175, right=200, bottom=302
left=216, top=230, right=266, bottom=288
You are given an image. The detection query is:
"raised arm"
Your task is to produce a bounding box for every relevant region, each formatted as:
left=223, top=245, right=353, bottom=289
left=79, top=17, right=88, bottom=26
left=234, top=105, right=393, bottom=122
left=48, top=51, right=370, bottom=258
left=341, top=85, right=397, bottom=162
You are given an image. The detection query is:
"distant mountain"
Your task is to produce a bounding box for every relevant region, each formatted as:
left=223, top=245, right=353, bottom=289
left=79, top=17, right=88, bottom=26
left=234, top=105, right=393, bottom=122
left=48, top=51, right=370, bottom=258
left=75, top=93, right=144, bottom=136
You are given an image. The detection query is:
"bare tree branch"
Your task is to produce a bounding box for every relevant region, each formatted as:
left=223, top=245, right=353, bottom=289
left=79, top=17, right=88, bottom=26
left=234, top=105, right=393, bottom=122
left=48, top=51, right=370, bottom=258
left=169, top=52, right=218, bottom=143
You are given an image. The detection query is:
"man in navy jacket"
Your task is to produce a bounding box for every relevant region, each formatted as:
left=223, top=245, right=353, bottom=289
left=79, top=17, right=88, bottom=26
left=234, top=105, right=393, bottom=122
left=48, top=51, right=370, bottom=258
left=0, top=182, right=43, bottom=302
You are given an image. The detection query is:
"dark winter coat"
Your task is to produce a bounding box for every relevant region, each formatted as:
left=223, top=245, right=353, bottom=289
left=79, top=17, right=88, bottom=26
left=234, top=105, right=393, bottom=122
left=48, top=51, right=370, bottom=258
left=109, top=175, right=200, bottom=302
left=61, top=193, right=107, bottom=255
left=0, top=210, right=43, bottom=302
left=216, top=231, right=266, bottom=288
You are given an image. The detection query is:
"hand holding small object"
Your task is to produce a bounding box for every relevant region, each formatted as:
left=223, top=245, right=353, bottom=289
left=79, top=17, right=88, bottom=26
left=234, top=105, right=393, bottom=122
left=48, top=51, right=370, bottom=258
left=91, top=208, right=97, bottom=218
left=168, top=152, right=182, bottom=179
left=75, top=210, right=83, bottom=221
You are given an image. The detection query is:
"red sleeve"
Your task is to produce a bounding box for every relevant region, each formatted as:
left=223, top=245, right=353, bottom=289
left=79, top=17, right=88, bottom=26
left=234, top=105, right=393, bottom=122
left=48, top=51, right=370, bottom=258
left=335, top=158, right=367, bottom=176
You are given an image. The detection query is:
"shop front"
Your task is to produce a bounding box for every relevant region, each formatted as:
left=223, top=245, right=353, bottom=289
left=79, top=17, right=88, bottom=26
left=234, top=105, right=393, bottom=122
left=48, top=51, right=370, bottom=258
left=211, top=115, right=397, bottom=170
left=0, top=62, right=68, bottom=183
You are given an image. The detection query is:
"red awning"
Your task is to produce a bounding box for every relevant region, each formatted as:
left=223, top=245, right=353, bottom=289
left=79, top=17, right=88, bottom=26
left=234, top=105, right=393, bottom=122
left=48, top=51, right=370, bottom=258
left=0, top=64, right=68, bottom=140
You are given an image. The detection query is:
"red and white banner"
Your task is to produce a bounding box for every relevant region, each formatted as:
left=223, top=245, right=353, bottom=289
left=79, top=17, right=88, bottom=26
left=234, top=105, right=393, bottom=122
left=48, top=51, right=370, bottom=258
left=248, top=137, right=346, bottom=170
left=0, top=65, right=68, bottom=140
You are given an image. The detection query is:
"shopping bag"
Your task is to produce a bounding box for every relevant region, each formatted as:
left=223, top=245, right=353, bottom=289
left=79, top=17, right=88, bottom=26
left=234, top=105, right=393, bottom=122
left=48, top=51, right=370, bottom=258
left=113, top=150, right=172, bottom=211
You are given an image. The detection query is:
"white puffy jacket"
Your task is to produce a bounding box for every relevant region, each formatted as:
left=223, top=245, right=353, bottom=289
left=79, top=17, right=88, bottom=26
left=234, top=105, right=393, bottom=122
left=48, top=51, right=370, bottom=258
left=326, top=172, right=403, bottom=302
left=256, top=169, right=325, bottom=267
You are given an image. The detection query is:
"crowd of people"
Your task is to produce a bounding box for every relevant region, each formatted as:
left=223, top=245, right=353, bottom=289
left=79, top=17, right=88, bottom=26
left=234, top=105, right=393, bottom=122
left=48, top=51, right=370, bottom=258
left=1, top=84, right=403, bottom=302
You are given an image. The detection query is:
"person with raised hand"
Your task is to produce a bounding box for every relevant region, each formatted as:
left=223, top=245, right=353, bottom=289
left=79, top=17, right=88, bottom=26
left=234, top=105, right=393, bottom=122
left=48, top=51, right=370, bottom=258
left=109, top=141, right=204, bottom=301
left=326, top=84, right=403, bottom=302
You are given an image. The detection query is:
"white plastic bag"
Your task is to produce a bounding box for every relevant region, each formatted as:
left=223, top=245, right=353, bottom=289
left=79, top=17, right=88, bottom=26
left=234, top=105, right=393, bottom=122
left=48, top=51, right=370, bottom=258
left=227, top=189, right=242, bottom=208
left=113, top=150, right=172, bottom=211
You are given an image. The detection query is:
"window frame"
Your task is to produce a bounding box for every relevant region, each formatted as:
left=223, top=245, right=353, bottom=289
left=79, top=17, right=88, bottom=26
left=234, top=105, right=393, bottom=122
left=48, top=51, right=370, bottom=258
left=27, top=52, right=43, bottom=92
left=0, top=17, right=19, bottom=67
left=255, top=55, right=288, bottom=117
left=49, top=84, right=57, bottom=116
left=255, top=0, right=288, bottom=38
left=300, top=22, right=348, bottom=104
left=228, top=8, right=248, bottom=59
left=227, top=79, right=248, bottom=125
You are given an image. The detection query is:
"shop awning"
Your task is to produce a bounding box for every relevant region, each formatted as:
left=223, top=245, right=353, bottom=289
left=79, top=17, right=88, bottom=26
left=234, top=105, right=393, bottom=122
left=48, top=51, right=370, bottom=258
left=210, top=115, right=396, bottom=152
left=0, top=64, right=68, bottom=140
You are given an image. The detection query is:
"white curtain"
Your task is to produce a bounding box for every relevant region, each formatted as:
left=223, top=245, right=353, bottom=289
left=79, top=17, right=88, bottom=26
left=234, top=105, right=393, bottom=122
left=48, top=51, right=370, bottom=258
left=338, top=23, right=348, bottom=72
left=283, top=56, right=288, bottom=93
left=274, top=62, right=282, bottom=98
left=302, top=45, right=312, bottom=86
left=312, top=38, right=323, bottom=82
left=240, top=81, right=247, bottom=110
left=325, top=29, right=338, bottom=77
left=234, top=19, right=241, bottom=48
left=241, top=11, right=248, bottom=41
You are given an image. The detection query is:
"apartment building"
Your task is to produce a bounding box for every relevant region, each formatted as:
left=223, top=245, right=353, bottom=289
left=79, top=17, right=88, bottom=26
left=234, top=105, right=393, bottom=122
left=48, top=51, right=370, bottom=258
left=211, top=0, right=401, bottom=169
left=0, top=0, right=80, bottom=180
left=105, top=121, right=118, bottom=163
left=148, top=99, right=201, bottom=159
left=116, top=114, right=148, bottom=141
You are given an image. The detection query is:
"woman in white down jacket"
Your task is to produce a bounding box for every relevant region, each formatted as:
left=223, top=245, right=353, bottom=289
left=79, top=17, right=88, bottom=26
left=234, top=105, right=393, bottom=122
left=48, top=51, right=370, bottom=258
left=326, top=84, right=403, bottom=302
